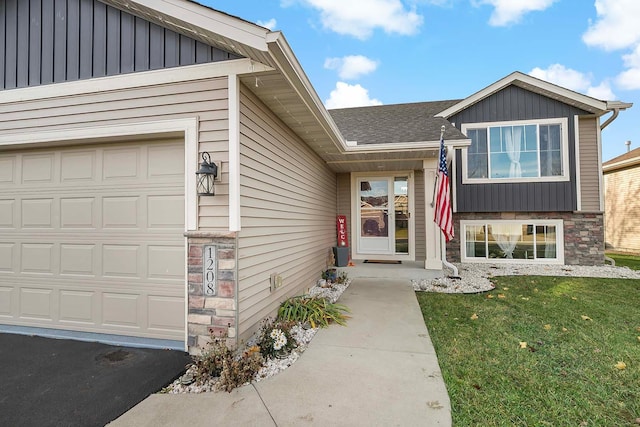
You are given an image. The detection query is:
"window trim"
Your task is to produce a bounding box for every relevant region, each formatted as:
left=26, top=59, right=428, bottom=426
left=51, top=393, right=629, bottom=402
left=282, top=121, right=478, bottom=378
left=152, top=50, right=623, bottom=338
left=460, top=219, right=564, bottom=264
left=461, top=118, right=570, bottom=184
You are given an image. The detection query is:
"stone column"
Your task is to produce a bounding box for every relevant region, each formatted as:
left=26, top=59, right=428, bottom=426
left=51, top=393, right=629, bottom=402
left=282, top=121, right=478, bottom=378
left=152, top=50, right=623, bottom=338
left=185, top=231, right=238, bottom=355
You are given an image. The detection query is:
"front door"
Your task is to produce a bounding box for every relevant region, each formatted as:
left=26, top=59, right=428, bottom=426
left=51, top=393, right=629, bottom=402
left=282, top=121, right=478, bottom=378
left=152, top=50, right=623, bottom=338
left=357, top=176, right=410, bottom=257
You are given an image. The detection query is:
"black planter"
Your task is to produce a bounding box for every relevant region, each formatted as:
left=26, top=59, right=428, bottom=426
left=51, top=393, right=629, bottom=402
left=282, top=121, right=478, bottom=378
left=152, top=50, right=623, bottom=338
left=333, top=246, right=349, bottom=267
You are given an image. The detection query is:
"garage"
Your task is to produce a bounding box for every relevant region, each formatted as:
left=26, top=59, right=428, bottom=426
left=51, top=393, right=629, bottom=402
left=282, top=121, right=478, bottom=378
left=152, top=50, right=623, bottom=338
left=0, top=138, right=186, bottom=348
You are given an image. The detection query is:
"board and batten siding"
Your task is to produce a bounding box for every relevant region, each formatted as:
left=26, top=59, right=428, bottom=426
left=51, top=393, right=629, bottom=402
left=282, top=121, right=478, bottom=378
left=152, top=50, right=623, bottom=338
left=238, top=85, right=337, bottom=341
left=451, top=85, right=589, bottom=213
left=0, top=0, right=238, bottom=91
left=604, top=166, right=640, bottom=253
left=577, top=117, right=601, bottom=211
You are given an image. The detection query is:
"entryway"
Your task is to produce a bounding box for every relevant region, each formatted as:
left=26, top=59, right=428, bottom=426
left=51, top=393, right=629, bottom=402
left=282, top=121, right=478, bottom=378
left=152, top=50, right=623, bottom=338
left=355, top=174, right=413, bottom=261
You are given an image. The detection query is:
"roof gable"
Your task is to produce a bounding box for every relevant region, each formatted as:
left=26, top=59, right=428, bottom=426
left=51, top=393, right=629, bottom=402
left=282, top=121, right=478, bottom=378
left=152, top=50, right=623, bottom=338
left=436, top=71, right=626, bottom=118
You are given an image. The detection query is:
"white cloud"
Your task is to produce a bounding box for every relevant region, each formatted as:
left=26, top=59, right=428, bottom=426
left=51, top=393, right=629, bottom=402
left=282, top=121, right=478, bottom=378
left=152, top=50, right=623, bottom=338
left=529, top=64, right=616, bottom=100
left=325, top=82, right=383, bottom=109
left=295, top=0, right=423, bottom=39
left=256, top=18, right=277, bottom=30
left=324, top=55, right=379, bottom=80
left=582, top=0, right=640, bottom=51
left=474, top=0, right=557, bottom=27
left=616, top=45, right=640, bottom=90
left=586, top=81, right=616, bottom=100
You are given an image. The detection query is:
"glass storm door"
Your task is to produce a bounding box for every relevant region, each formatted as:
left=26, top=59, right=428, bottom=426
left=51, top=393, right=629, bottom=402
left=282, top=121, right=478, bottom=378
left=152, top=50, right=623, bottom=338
left=358, top=178, right=392, bottom=254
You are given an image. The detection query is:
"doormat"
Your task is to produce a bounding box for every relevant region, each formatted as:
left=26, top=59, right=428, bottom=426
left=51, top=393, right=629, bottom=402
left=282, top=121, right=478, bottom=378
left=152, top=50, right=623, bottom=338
left=363, top=260, right=402, bottom=264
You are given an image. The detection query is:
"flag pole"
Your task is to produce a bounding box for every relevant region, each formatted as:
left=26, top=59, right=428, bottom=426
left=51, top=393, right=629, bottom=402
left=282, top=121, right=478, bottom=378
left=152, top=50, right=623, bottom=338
left=430, top=125, right=446, bottom=207
left=433, top=125, right=459, bottom=278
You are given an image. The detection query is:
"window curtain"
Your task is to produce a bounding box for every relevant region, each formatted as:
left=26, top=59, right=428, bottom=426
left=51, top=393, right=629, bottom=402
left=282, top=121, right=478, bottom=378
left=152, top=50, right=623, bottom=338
left=544, top=226, right=555, bottom=258
left=491, top=224, right=522, bottom=259
left=504, top=127, right=522, bottom=178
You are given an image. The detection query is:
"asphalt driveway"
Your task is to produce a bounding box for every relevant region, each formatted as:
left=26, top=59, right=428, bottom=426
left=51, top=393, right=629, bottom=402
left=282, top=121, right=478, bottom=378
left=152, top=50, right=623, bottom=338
left=0, top=333, right=192, bottom=427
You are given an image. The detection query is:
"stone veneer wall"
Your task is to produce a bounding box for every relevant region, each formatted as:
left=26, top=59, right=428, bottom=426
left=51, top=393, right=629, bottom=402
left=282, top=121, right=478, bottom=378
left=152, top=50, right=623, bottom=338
left=185, top=232, right=238, bottom=355
left=447, top=212, right=605, bottom=266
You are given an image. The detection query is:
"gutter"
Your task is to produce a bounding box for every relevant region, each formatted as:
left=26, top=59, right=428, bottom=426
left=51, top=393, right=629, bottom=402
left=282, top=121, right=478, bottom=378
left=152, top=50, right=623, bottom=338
left=600, top=101, right=633, bottom=130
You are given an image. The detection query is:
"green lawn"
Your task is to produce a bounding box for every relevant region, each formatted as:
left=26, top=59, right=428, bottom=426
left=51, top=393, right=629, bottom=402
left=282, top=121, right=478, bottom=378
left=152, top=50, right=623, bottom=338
left=417, top=276, right=640, bottom=426
left=608, top=253, right=640, bottom=271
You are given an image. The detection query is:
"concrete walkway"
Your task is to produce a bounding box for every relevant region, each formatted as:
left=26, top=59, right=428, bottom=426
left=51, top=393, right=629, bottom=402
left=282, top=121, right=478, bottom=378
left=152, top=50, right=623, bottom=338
left=109, top=278, right=451, bottom=426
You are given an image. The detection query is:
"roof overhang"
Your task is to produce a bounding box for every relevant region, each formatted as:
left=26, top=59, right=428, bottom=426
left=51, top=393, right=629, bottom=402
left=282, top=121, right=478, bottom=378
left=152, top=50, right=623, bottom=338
left=603, top=154, right=640, bottom=173
left=436, top=71, right=632, bottom=118
left=99, top=0, right=474, bottom=173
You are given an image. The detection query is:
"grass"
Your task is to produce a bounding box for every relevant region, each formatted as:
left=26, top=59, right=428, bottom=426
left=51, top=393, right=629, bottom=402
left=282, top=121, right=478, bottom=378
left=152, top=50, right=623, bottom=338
left=417, top=276, right=640, bottom=426
left=608, top=252, right=640, bottom=271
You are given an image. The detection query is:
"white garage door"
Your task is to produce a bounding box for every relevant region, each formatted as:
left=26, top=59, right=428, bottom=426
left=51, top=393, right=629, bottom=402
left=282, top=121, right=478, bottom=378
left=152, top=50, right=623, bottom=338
left=0, top=138, right=185, bottom=345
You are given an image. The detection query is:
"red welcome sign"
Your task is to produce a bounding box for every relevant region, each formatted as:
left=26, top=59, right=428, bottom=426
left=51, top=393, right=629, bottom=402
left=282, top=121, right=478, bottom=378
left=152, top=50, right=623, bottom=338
left=337, top=215, right=349, bottom=247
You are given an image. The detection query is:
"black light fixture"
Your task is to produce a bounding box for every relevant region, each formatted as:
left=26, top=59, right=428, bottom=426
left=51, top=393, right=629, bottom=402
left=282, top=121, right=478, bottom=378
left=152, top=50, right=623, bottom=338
left=196, top=151, right=218, bottom=196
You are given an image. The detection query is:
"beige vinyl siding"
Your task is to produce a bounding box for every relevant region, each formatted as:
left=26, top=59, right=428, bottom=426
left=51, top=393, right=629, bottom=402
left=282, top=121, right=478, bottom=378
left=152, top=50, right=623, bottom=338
left=578, top=117, right=600, bottom=211
left=604, top=166, right=640, bottom=252
left=238, top=85, right=337, bottom=341
left=0, top=77, right=231, bottom=230
left=414, top=170, right=426, bottom=261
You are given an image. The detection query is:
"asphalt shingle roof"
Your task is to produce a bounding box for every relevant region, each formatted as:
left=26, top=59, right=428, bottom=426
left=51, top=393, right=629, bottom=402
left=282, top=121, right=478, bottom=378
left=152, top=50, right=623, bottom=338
left=328, top=100, right=467, bottom=145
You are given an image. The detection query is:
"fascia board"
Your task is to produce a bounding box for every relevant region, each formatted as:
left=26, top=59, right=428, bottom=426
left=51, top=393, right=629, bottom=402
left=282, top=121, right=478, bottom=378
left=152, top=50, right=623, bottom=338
left=603, top=156, right=640, bottom=173
left=343, top=139, right=472, bottom=154
left=436, top=71, right=610, bottom=118
left=104, top=0, right=269, bottom=52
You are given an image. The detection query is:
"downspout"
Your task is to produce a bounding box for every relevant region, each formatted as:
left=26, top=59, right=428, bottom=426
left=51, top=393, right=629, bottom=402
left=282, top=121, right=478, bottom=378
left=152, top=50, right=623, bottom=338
left=600, top=108, right=620, bottom=131
left=598, top=102, right=632, bottom=266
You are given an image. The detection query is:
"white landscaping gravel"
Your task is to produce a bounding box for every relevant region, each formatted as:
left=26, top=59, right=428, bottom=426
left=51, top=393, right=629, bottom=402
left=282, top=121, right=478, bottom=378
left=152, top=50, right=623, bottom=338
left=412, top=262, right=640, bottom=294
left=166, top=262, right=640, bottom=394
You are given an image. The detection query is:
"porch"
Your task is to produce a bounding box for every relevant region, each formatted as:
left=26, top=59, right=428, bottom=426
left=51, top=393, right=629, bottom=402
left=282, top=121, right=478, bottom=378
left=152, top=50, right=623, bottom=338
left=336, top=260, right=442, bottom=282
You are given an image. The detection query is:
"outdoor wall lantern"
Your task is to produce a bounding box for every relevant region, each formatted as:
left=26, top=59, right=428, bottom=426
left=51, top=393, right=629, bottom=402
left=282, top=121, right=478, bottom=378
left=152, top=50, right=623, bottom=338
left=196, top=151, right=218, bottom=196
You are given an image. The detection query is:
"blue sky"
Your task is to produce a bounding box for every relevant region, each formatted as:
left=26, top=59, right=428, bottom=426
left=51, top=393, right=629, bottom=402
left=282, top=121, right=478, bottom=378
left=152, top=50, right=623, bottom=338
left=203, top=0, right=640, bottom=162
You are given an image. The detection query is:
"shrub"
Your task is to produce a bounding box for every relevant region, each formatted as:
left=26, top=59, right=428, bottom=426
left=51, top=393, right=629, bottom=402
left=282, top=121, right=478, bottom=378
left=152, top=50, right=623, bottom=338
left=256, top=318, right=297, bottom=359
left=191, top=331, right=264, bottom=392
left=278, top=295, right=350, bottom=328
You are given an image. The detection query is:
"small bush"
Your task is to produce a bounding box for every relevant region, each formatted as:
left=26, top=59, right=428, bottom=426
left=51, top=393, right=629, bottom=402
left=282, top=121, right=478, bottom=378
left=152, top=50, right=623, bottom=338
left=256, top=318, right=297, bottom=359
left=278, top=295, right=350, bottom=328
left=191, top=331, right=264, bottom=392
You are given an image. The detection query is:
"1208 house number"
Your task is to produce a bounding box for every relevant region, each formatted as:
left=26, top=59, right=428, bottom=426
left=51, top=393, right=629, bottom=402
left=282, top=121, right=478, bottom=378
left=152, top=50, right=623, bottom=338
left=203, top=245, right=217, bottom=296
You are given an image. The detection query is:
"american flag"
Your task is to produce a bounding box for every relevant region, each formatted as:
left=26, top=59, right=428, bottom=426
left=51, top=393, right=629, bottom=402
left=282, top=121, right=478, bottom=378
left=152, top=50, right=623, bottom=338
left=434, top=136, right=454, bottom=242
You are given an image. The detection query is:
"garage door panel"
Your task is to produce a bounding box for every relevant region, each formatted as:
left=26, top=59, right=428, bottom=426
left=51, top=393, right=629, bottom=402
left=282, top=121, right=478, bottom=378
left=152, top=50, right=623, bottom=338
left=20, top=288, right=53, bottom=320
left=0, top=287, right=13, bottom=315
left=0, top=140, right=185, bottom=343
left=103, top=196, right=140, bottom=228
left=148, top=296, right=184, bottom=331
left=148, top=144, right=185, bottom=178
left=103, top=293, right=140, bottom=328
left=0, top=200, right=15, bottom=227
left=21, top=244, right=54, bottom=274
left=60, top=244, right=95, bottom=276
left=148, top=195, right=183, bottom=228
left=103, top=245, right=140, bottom=277
left=61, top=198, right=96, bottom=228
left=22, top=154, right=55, bottom=183
left=103, top=148, right=140, bottom=179
left=61, top=151, right=96, bottom=182
left=59, top=290, right=95, bottom=323
left=148, top=245, right=184, bottom=279
left=0, top=158, right=15, bottom=183
left=21, top=199, right=54, bottom=228
left=0, top=244, right=15, bottom=272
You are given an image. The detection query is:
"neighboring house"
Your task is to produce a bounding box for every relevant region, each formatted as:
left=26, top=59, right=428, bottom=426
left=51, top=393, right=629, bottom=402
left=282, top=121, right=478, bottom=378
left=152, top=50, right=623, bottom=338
left=603, top=147, right=640, bottom=253
left=0, top=0, right=632, bottom=354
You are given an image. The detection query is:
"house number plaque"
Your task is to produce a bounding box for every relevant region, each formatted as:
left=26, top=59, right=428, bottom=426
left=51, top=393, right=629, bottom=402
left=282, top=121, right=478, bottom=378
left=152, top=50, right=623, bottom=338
left=203, top=245, right=217, bottom=296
